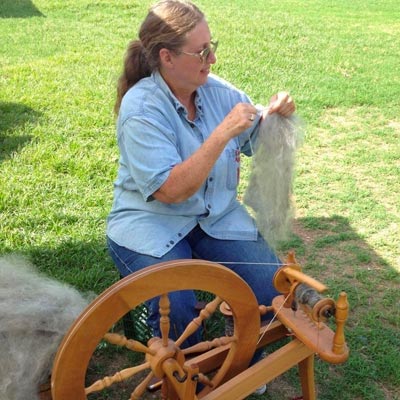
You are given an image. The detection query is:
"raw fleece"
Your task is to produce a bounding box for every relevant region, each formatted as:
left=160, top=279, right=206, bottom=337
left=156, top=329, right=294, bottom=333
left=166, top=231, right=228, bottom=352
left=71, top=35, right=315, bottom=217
left=0, top=255, right=89, bottom=400
left=244, top=113, right=303, bottom=248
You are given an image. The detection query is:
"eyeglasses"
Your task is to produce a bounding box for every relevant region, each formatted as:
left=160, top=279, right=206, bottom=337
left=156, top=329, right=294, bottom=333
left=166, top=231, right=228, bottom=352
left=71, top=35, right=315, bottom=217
left=179, top=40, right=218, bottom=64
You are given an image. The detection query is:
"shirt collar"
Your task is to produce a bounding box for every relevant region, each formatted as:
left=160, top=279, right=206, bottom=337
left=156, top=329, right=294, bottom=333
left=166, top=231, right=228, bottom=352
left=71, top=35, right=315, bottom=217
left=152, top=70, right=204, bottom=119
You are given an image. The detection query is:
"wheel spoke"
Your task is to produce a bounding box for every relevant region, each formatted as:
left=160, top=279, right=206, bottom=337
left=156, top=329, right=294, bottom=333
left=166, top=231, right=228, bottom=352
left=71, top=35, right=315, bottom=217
left=175, top=296, right=222, bottom=347
left=104, top=332, right=155, bottom=355
left=85, top=361, right=150, bottom=395
left=159, top=293, right=171, bottom=347
left=195, top=373, right=214, bottom=388
left=182, top=335, right=236, bottom=356
left=130, top=371, right=155, bottom=400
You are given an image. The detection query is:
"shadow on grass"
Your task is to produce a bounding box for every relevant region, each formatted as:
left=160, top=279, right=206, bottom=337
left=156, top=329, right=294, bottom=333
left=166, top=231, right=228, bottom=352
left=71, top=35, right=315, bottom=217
left=26, top=238, right=118, bottom=295
left=0, top=102, right=42, bottom=162
left=0, top=0, right=44, bottom=18
left=276, top=215, right=400, bottom=400
left=282, top=214, right=399, bottom=284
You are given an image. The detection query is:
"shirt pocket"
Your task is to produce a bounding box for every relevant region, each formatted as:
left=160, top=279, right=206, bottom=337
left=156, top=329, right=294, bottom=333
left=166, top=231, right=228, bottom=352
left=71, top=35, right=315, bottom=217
left=225, top=148, right=240, bottom=190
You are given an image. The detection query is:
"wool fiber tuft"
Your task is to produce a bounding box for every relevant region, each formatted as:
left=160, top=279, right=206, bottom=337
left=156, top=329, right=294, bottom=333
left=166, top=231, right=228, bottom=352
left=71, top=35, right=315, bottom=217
left=0, top=255, right=89, bottom=400
left=244, top=113, right=303, bottom=248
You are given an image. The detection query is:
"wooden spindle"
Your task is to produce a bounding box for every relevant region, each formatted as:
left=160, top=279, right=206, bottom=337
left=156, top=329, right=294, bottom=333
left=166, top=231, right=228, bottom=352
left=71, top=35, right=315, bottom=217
left=182, top=335, right=235, bottom=355
left=175, top=296, right=222, bottom=347
left=195, top=373, right=214, bottom=388
left=130, top=371, right=155, bottom=400
left=159, top=293, right=171, bottom=347
left=104, top=332, right=155, bottom=355
left=85, top=362, right=150, bottom=395
left=333, top=292, right=349, bottom=354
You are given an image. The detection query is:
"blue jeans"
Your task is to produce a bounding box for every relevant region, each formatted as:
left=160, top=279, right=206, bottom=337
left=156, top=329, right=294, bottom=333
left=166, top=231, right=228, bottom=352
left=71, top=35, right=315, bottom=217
left=107, top=225, right=281, bottom=350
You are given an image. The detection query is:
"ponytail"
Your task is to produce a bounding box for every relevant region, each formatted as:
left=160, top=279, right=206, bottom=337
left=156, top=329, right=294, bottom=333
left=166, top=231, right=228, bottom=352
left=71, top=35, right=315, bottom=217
left=114, top=40, right=151, bottom=114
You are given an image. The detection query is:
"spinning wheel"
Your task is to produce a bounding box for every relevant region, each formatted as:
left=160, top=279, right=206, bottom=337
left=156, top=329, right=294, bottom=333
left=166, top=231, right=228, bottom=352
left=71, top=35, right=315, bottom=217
left=51, top=254, right=349, bottom=400
left=51, top=259, right=261, bottom=400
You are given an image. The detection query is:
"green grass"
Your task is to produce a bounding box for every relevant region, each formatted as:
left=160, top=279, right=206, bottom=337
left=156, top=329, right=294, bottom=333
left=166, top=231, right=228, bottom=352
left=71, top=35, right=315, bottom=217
left=1, top=0, right=399, bottom=399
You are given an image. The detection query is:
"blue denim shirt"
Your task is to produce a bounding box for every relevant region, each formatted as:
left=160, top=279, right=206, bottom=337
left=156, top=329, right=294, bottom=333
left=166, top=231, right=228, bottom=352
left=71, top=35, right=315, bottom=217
left=106, top=71, right=262, bottom=257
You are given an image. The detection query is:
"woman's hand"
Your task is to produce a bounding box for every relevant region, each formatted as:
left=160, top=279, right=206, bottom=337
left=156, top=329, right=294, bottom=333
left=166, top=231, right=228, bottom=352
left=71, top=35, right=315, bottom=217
left=267, top=92, right=295, bottom=117
left=217, top=102, right=258, bottom=140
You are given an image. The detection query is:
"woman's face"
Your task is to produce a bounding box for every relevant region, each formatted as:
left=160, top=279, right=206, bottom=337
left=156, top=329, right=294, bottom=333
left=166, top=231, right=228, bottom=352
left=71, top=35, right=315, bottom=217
left=164, top=19, right=217, bottom=94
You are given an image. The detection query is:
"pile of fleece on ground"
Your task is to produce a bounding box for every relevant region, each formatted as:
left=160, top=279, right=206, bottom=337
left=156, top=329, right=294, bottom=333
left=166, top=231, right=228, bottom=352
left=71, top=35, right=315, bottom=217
left=0, top=255, right=89, bottom=400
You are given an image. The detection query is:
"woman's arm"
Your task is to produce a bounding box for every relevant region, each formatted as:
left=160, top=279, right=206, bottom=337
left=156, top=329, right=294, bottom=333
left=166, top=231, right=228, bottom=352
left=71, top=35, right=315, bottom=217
left=153, top=102, right=257, bottom=203
left=153, top=92, right=295, bottom=204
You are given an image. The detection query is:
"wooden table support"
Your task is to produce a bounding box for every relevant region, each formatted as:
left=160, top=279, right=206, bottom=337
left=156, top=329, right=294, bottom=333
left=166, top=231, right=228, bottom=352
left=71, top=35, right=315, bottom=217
left=298, top=355, right=315, bottom=400
left=203, top=339, right=315, bottom=400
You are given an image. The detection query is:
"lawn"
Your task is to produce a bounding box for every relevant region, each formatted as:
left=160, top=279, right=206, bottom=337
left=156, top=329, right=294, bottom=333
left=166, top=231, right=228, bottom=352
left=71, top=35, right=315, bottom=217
left=1, top=0, right=399, bottom=399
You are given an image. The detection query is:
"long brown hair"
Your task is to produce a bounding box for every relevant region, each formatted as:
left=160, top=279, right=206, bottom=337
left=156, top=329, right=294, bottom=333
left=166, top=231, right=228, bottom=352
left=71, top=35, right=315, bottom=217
left=114, top=0, right=204, bottom=114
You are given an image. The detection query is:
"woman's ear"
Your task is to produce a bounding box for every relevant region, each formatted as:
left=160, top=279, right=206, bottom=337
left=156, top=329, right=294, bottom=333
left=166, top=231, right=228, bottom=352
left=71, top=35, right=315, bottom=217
left=159, top=48, right=174, bottom=68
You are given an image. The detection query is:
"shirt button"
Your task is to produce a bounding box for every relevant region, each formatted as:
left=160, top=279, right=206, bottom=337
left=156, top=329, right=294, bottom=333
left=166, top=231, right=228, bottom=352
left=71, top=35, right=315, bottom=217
left=178, top=233, right=183, bottom=237
left=170, top=240, right=175, bottom=245
left=209, top=177, right=213, bottom=182
left=207, top=204, right=212, bottom=209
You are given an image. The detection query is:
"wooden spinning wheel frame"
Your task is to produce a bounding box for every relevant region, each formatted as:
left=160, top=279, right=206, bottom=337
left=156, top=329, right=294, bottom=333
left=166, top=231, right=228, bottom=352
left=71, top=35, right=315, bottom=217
left=51, top=256, right=349, bottom=400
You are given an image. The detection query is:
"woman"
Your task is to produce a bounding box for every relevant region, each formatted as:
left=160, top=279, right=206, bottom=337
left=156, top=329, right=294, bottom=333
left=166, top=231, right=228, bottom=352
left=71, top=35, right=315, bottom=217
left=107, top=0, right=295, bottom=348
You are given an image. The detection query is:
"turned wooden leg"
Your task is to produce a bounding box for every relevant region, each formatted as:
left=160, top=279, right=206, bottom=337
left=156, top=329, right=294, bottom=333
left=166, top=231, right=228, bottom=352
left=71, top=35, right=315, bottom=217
left=298, top=355, right=316, bottom=400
